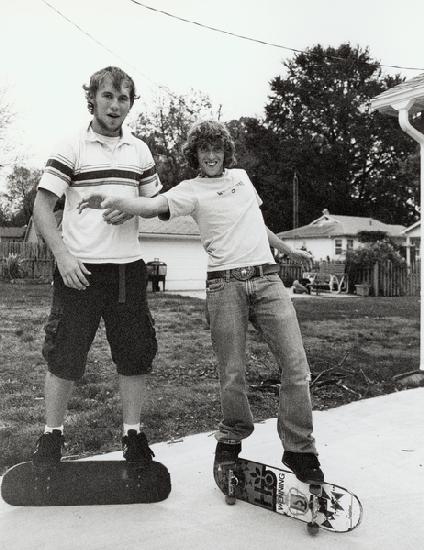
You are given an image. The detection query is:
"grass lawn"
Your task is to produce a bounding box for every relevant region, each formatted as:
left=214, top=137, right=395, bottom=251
left=0, top=281, right=420, bottom=473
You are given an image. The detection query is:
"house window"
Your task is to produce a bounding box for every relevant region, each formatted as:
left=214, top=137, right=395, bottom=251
left=347, top=239, right=354, bottom=251
left=335, top=239, right=343, bottom=255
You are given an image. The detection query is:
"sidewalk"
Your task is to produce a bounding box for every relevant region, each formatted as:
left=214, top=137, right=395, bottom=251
left=1, top=388, right=423, bottom=550
left=165, top=288, right=358, bottom=300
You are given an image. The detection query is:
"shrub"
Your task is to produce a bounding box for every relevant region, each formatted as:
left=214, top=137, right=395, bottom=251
left=5, top=253, right=24, bottom=281
left=346, top=241, right=405, bottom=272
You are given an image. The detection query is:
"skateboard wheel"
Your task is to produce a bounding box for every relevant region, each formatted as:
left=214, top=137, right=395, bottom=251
left=307, top=522, right=319, bottom=536
left=225, top=495, right=236, bottom=505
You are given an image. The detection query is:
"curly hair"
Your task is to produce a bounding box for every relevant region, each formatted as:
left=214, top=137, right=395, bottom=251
left=82, top=66, right=138, bottom=114
left=182, top=120, right=236, bottom=170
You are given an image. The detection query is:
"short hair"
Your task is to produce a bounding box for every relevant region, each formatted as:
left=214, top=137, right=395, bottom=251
left=82, top=66, right=138, bottom=114
left=182, top=120, right=236, bottom=170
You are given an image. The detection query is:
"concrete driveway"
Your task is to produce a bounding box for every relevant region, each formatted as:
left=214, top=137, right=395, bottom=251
left=1, top=388, right=423, bottom=550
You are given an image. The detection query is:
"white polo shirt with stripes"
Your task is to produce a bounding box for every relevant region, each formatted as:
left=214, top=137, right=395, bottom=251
left=38, top=124, right=162, bottom=263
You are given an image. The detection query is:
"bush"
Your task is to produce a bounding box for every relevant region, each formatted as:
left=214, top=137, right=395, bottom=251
left=5, top=253, right=24, bottom=281
left=346, top=241, right=405, bottom=272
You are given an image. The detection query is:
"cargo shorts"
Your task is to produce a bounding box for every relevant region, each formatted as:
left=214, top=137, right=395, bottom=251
left=42, top=259, right=157, bottom=381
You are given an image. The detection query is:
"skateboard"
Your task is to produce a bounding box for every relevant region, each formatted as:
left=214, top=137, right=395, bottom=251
left=214, top=457, right=362, bottom=535
left=1, top=459, right=171, bottom=506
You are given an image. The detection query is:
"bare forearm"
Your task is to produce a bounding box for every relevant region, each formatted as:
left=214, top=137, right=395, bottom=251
left=266, top=227, right=294, bottom=255
left=33, top=190, right=68, bottom=258
left=112, top=197, right=154, bottom=216
left=79, top=194, right=169, bottom=218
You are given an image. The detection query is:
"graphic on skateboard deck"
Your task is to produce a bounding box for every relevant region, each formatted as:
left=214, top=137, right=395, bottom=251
left=214, top=457, right=362, bottom=534
left=1, top=460, right=171, bottom=506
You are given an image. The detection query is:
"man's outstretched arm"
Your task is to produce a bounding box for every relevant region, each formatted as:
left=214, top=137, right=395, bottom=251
left=78, top=193, right=169, bottom=219
left=266, top=227, right=313, bottom=271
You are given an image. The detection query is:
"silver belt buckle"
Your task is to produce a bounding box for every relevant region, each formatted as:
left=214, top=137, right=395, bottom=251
left=232, top=266, right=255, bottom=281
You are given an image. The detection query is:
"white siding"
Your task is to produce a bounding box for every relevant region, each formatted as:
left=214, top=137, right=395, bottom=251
left=282, top=237, right=363, bottom=261
left=407, top=226, right=421, bottom=239
left=139, top=235, right=208, bottom=290
left=283, top=237, right=334, bottom=260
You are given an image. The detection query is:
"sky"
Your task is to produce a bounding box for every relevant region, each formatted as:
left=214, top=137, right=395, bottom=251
left=1, top=0, right=424, bottom=181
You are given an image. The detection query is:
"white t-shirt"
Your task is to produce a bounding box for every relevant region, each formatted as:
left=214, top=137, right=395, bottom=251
left=162, top=168, right=276, bottom=271
left=38, top=124, right=162, bottom=263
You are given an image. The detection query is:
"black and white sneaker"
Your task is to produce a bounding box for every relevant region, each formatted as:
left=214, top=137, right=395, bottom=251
left=32, top=430, right=64, bottom=465
left=282, top=451, right=324, bottom=484
left=214, top=441, right=242, bottom=466
left=122, top=430, right=155, bottom=466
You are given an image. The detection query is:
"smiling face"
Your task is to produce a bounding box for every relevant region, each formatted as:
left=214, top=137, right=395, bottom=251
left=90, top=75, right=131, bottom=137
left=197, top=142, right=225, bottom=177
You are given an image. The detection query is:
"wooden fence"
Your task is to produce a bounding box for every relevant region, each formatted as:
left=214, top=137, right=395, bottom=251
left=278, top=261, right=303, bottom=286
left=349, top=260, right=420, bottom=297
left=0, top=242, right=54, bottom=280
left=279, top=258, right=420, bottom=297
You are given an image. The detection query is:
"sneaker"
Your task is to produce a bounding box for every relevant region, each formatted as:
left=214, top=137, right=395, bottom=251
left=282, top=451, right=324, bottom=484
left=214, top=441, right=242, bottom=466
left=122, top=430, right=155, bottom=466
left=32, top=430, right=64, bottom=465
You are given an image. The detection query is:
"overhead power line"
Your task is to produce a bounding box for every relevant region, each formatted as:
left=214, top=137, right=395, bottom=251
left=40, top=0, right=183, bottom=105
left=128, top=0, right=424, bottom=72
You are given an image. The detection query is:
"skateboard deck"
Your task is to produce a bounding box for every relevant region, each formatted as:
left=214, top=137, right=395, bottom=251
left=1, top=460, right=171, bottom=506
left=214, top=457, right=362, bottom=534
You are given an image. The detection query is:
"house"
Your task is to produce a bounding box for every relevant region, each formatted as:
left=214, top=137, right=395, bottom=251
left=25, top=213, right=208, bottom=291
left=402, top=220, right=421, bottom=266
left=0, top=226, right=26, bottom=242
left=138, top=216, right=207, bottom=291
left=277, top=209, right=406, bottom=261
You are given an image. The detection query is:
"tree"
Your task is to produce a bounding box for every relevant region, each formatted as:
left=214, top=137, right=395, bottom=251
left=133, top=90, right=219, bottom=190
left=1, top=165, right=42, bottom=225
left=226, top=117, right=288, bottom=230
left=253, top=44, right=419, bottom=231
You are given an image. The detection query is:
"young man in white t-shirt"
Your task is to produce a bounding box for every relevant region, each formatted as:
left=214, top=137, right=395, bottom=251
left=32, top=66, right=161, bottom=467
left=79, top=120, right=324, bottom=484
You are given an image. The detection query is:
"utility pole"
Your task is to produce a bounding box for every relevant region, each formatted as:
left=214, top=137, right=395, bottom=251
left=292, top=171, right=299, bottom=229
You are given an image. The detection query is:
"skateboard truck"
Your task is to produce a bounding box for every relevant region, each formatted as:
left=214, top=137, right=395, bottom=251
left=217, top=463, right=238, bottom=505
left=307, top=483, right=322, bottom=536
left=225, top=467, right=237, bottom=505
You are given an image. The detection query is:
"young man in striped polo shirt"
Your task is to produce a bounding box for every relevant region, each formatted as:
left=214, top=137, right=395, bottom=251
left=32, top=66, right=161, bottom=466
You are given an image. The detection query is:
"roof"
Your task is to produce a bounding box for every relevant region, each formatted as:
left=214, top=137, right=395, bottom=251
left=370, top=73, right=424, bottom=116
left=402, top=220, right=421, bottom=235
left=277, top=213, right=406, bottom=239
left=0, top=226, right=26, bottom=238
left=139, top=215, right=200, bottom=236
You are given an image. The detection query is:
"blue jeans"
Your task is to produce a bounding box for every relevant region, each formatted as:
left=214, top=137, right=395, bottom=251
left=206, top=273, right=317, bottom=454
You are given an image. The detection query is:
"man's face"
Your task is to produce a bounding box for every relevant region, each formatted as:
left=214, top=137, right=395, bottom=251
left=91, top=75, right=132, bottom=136
left=197, top=142, right=225, bottom=177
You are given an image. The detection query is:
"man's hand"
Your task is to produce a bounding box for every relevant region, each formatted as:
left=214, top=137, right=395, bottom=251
left=78, top=194, right=133, bottom=224
left=102, top=209, right=134, bottom=225
left=78, top=193, right=106, bottom=211
left=78, top=194, right=125, bottom=212
left=287, top=250, right=313, bottom=271
left=56, top=251, right=91, bottom=290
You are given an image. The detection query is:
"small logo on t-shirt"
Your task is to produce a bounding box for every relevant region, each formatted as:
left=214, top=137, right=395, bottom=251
left=217, top=180, right=245, bottom=197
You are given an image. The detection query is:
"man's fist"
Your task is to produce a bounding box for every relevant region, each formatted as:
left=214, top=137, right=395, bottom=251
left=78, top=194, right=105, bottom=212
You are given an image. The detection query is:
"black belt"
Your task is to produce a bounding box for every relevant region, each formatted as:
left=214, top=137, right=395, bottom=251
left=207, top=264, right=280, bottom=281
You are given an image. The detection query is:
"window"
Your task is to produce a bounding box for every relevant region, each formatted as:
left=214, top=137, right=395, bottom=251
left=347, top=239, right=354, bottom=251
left=335, top=239, right=343, bottom=255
